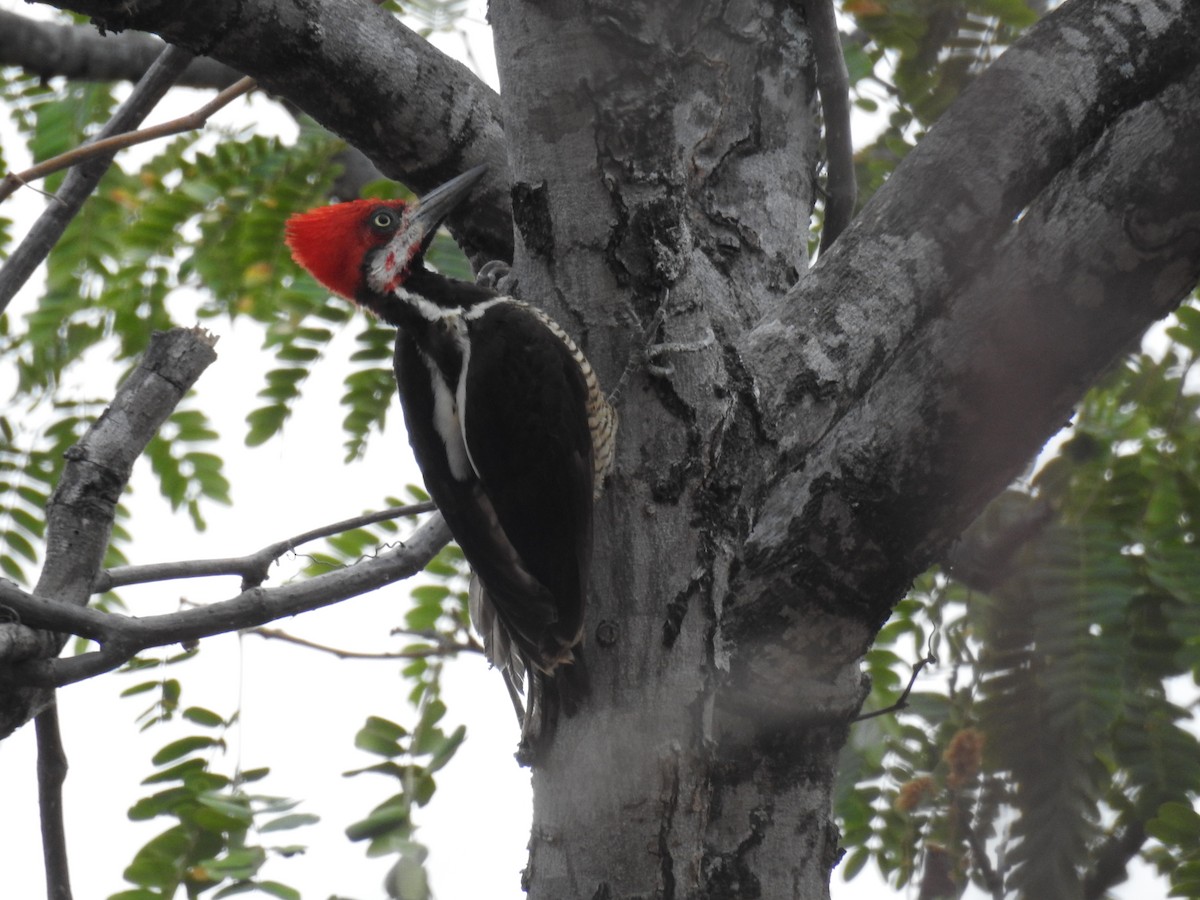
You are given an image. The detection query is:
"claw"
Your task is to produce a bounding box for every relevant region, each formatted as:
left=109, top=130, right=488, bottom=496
left=476, top=260, right=519, bottom=295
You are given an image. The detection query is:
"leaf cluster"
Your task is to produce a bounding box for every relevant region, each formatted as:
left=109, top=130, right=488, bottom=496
left=342, top=531, right=473, bottom=899
left=113, top=657, right=316, bottom=900
left=837, top=306, right=1200, bottom=898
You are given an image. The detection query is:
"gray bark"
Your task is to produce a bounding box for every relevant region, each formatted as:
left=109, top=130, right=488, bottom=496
left=488, top=0, right=836, bottom=895
left=0, top=9, right=241, bottom=88
left=9, top=0, right=1200, bottom=897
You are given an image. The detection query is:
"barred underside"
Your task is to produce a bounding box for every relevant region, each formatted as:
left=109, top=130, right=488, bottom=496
left=518, top=302, right=618, bottom=498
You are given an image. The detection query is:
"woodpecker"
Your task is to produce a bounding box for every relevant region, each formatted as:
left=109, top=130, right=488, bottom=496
left=285, top=166, right=615, bottom=751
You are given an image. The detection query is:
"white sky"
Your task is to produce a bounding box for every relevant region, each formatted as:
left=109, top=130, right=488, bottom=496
left=0, top=2, right=1180, bottom=898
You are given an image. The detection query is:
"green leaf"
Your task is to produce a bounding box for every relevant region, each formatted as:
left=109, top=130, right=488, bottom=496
left=356, top=716, right=408, bottom=757
left=196, top=793, right=254, bottom=824
left=120, top=681, right=161, bottom=698
left=425, top=724, right=466, bottom=774
left=152, top=735, right=221, bottom=765
left=182, top=706, right=226, bottom=728
left=259, top=813, right=320, bottom=833
left=140, top=758, right=208, bottom=786
left=1148, top=802, right=1200, bottom=844
left=346, top=803, right=410, bottom=842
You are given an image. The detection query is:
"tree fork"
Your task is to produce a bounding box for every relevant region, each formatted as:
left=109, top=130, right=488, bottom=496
left=489, top=0, right=835, bottom=895
left=0, top=327, right=218, bottom=739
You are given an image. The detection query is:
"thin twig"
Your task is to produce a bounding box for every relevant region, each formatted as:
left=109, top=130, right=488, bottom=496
left=35, top=701, right=73, bottom=900
left=853, top=653, right=937, bottom=722
left=802, top=0, right=857, bottom=253
left=0, top=44, right=195, bottom=315
left=0, top=76, right=256, bottom=204
left=248, top=626, right=482, bottom=660
left=93, top=501, right=437, bottom=593
left=955, top=785, right=1005, bottom=900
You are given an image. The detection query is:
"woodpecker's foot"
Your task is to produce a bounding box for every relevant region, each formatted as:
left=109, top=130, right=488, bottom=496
left=476, top=260, right=519, bottom=296
left=608, top=303, right=666, bottom=408
left=608, top=291, right=716, bottom=406
left=644, top=329, right=716, bottom=379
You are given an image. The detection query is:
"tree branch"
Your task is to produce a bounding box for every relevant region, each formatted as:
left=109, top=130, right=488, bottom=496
left=745, top=0, right=1200, bottom=455
left=93, top=501, right=436, bottom=593
left=853, top=652, right=935, bottom=722
left=0, top=9, right=241, bottom=88
left=0, top=327, right=219, bottom=738
left=727, top=0, right=1200, bottom=713
left=0, top=43, right=194, bottom=314
left=34, top=0, right=513, bottom=266
left=0, top=7, right=387, bottom=204
left=1082, top=822, right=1146, bottom=900
left=248, top=624, right=480, bottom=660
left=0, top=514, right=453, bottom=688
left=944, top=492, right=1055, bottom=592
left=801, top=0, right=856, bottom=252
left=35, top=702, right=73, bottom=900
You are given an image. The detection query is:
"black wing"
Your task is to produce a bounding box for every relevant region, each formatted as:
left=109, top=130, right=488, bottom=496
left=392, top=305, right=593, bottom=670
left=461, top=303, right=594, bottom=663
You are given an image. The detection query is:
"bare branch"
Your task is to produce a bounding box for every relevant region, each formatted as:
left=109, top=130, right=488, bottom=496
left=0, top=9, right=240, bottom=87
left=0, top=327, right=218, bottom=738
left=248, top=624, right=481, bottom=660
left=1083, top=822, right=1146, bottom=900
left=961, top=806, right=1005, bottom=900
left=854, top=653, right=936, bottom=722
left=801, top=0, right=856, bottom=252
left=0, top=75, right=255, bottom=204
left=0, top=44, right=194, bottom=315
left=94, top=501, right=437, bottom=593
left=0, top=514, right=453, bottom=689
left=35, top=702, right=72, bottom=900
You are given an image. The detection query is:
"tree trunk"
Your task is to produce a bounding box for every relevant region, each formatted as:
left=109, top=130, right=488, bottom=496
left=489, top=1, right=843, bottom=895
left=488, top=0, right=1200, bottom=897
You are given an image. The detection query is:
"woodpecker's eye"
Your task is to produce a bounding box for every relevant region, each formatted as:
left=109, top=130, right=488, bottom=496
left=372, top=211, right=396, bottom=230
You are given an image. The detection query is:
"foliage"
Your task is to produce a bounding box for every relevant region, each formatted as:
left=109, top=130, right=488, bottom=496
left=837, top=328, right=1200, bottom=898
left=285, top=483, right=476, bottom=897
left=838, top=0, right=1039, bottom=209
left=0, top=68, right=472, bottom=577
left=1147, top=802, right=1200, bottom=899
left=340, top=519, right=473, bottom=900
left=113, top=654, right=315, bottom=900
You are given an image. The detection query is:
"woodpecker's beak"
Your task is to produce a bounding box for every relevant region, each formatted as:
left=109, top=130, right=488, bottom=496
left=410, top=165, right=489, bottom=236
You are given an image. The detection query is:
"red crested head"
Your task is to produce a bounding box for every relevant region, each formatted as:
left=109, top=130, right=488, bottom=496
left=286, top=166, right=489, bottom=304
left=285, top=199, right=410, bottom=301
